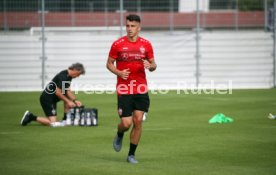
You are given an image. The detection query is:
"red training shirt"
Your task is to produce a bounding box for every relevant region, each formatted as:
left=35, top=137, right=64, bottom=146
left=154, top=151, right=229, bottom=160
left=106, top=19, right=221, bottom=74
left=109, top=36, right=154, bottom=95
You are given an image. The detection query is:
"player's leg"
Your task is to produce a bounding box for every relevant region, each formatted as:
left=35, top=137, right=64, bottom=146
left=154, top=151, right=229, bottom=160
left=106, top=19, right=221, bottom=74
left=36, top=115, right=56, bottom=125
left=21, top=110, right=56, bottom=126
left=127, top=93, right=150, bottom=164
left=21, top=95, right=49, bottom=126
left=130, top=93, right=149, bottom=145
left=22, top=94, right=61, bottom=126
left=113, top=95, right=133, bottom=152
left=126, top=110, right=143, bottom=164
left=113, top=116, right=132, bottom=152
left=118, top=116, right=133, bottom=132
left=36, top=98, right=58, bottom=126
left=130, top=110, right=144, bottom=144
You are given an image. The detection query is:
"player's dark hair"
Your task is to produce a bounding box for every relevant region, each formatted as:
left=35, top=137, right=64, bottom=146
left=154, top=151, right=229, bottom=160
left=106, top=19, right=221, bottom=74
left=126, top=14, right=141, bottom=23
left=69, top=63, right=85, bottom=75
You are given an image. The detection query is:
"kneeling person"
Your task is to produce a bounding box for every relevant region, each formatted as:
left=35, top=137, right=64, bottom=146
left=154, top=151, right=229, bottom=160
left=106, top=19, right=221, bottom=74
left=21, top=63, right=85, bottom=127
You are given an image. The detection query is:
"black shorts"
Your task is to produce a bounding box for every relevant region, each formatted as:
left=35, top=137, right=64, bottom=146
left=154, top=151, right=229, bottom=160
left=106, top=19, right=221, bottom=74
left=40, top=94, right=58, bottom=117
left=117, top=93, right=150, bottom=118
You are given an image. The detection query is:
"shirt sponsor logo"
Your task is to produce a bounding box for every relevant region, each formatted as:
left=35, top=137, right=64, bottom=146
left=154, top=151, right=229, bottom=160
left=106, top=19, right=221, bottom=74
left=121, top=53, right=129, bottom=60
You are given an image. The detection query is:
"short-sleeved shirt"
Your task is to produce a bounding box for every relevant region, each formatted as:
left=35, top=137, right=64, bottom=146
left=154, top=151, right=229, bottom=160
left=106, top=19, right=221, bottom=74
left=41, top=70, right=72, bottom=102
left=109, top=36, right=154, bottom=95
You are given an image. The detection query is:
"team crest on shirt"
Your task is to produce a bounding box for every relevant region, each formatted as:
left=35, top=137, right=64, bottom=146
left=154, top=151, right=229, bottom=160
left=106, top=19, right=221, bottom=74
left=140, top=46, right=145, bottom=54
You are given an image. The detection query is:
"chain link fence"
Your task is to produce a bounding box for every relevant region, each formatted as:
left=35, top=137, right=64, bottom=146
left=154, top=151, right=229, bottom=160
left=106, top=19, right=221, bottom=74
left=0, top=0, right=274, bottom=31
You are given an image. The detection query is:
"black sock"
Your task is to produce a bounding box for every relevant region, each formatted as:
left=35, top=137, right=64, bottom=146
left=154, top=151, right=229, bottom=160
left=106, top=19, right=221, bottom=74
left=117, top=131, right=124, bottom=138
left=29, top=113, right=37, bottom=121
left=62, top=113, right=67, bottom=121
left=128, top=143, right=138, bottom=156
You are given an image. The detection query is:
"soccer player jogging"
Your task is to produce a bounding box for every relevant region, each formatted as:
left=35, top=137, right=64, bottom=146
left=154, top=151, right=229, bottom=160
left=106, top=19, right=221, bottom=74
left=20, top=63, right=85, bottom=127
left=106, top=14, right=157, bottom=164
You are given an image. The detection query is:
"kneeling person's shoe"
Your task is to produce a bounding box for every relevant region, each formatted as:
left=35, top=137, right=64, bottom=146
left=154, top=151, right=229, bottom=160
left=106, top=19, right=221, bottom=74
left=127, top=155, right=138, bottom=164
left=21, top=111, right=33, bottom=126
left=268, top=113, right=276, bottom=120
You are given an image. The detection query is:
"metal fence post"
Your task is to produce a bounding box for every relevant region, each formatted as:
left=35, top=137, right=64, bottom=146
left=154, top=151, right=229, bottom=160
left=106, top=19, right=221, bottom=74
left=265, top=0, right=268, bottom=31
left=169, top=0, right=174, bottom=33
left=104, top=0, right=109, bottom=27
left=137, top=0, right=141, bottom=17
left=273, top=0, right=276, bottom=87
left=71, top=0, right=75, bottom=26
left=196, top=0, right=201, bottom=88
left=120, top=0, right=124, bottom=37
left=235, top=0, right=239, bottom=31
left=3, top=0, right=8, bottom=31
left=41, top=0, right=46, bottom=89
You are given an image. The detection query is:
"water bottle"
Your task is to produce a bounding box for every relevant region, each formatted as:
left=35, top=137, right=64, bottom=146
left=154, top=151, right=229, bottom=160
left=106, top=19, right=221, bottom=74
left=66, top=110, right=72, bottom=125
left=74, top=108, right=80, bottom=126
left=80, top=112, right=85, bottom=126
left=91, top=110, right=97, bottom=126
left=86, top=112, right=91, bottom=126
left=70, top=108, right=75, bottom=125
left=92, top=117, right=97, bottom=126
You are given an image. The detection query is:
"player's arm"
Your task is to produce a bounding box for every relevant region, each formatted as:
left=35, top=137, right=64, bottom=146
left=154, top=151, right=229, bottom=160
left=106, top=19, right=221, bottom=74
left=143, top=58, right=157, bottom=72
left=106, top=56, right=130, bottom=80
left=55, top=87, right=75, bottom=108
left=66, top=89, right=82, bottom=107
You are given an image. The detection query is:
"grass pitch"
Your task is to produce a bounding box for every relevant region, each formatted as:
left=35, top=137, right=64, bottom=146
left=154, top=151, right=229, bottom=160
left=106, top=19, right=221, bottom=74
left=0, top=89, right=276, bottom=175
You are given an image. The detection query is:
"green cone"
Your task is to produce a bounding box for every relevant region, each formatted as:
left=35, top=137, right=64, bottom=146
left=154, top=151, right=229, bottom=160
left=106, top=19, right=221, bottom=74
left=208, top=113, right=234, bottom=124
